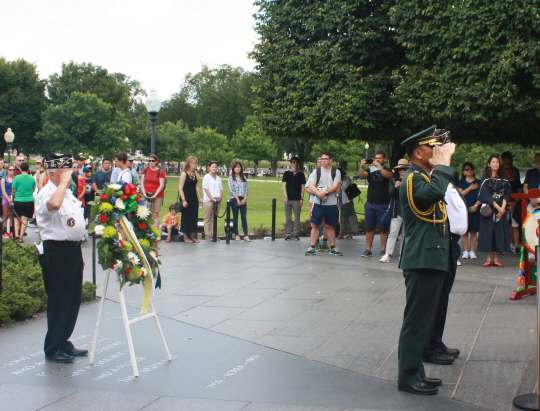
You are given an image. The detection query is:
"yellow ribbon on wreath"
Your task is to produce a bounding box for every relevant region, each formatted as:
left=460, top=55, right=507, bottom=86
left=119, top=215, right=154, bottom=314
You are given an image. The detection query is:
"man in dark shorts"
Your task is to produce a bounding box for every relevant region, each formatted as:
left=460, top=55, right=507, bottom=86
left=11, top=161, right=35, bottom=242
left=358, top=152, right=393, bottom=257
left=305, top=152, right=342, bottom=256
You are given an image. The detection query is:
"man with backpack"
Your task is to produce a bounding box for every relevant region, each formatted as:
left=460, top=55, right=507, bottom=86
left=305, top=152, right=342, bottom=256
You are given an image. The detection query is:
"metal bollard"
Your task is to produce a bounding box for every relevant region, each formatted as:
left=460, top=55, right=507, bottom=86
left=213, top=200, right=218, bottom=242
left=226, top=200, right=231, bottom=244
left=271, top=198, right=276, bottom=241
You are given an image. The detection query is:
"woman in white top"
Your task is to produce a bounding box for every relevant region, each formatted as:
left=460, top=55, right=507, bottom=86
left=202, top=161, right=223, bottom=240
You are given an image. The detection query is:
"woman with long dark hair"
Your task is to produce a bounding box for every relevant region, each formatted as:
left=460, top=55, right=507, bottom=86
left=477, top=155, right=512, bottom=267
left=228, top=161, right=250, bottom=242
left=458, top=162, right=481, bottom=259
left=178, top=156, right=201, bottom=243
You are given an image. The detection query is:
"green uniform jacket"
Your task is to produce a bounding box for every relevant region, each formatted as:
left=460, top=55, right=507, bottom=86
left=398, top=163, right=455, bottom=272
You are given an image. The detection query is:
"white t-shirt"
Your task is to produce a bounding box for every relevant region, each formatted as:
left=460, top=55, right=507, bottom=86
left=202, top=174, right=223, bottom=202
left=117, top=169, right=133, bottom=184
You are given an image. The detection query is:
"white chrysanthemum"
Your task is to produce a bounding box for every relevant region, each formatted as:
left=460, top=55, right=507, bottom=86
left=136, top=205, right=150, bottom=220
left=127, top=251, right=140, bottom=266
left=94, top=225, right=105, bottom=236
left=108, top=183, right=121, bottom=190
left=149, top=251, right=157, bottom=260
left=141, top=267, right=148, bottom=277
left=115, top=198, right=125, bottom=210
left=113, top=260, right=123, bottom=271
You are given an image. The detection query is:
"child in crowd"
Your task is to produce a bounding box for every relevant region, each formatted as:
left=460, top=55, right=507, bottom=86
left=160, top=204, right=180, bottom=242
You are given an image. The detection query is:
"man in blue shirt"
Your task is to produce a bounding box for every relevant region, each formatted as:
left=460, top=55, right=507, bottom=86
left=91, top=157, right=112, bottom=192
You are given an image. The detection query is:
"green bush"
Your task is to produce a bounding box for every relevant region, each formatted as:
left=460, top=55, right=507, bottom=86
left=0, top=240, right=97, bottom=325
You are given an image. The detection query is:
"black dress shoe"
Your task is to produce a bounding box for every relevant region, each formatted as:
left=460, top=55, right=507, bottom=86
left=68, top=348, right=89, bottom=357
left=422, top=377, right=442, bottom=387
left=443, top=347, right=460, bottom=358
left=398, top=381, right=438, bottom=395
left=424, top=353, right=455, bottom=365
left=45, top=350, right=74, bottom=363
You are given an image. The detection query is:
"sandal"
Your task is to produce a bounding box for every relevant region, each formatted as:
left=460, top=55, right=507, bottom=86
left=18, top=238, right=24, bottom=244
left=235, top=236, right=241, bottom=241
left=244, top=236, right=252, bottom=242
left=345, top=235, right=353, bottom=240
left=482, top=262, right=493, bottom=267
left=337, top=236, right=344, bottom=240
left=165, top=238, right=171, bottom=243
left=493, top=261, right=504, bottom=267
left=183, top=235, right=193, bottom=243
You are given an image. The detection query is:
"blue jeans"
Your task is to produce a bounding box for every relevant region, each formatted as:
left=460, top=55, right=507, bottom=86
left=230, top=196, right=248, bottom=237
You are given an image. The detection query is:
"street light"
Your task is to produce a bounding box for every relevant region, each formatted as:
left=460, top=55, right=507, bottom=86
left=4, top=128, right=14, bottom=164
left=145, top=90, right=162, bottom=155
left=365, top=142, right=369, bottom=160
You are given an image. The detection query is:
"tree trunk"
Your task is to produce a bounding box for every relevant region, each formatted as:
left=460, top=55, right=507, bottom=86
left=271, top=158, right=278, bottom=177
left=254, top=160, right=259, bottom=176
left=390, top=137, right=406, bottom=169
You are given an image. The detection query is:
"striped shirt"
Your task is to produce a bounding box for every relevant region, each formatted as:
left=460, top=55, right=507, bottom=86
left=228, top=176, right=249, bottom=199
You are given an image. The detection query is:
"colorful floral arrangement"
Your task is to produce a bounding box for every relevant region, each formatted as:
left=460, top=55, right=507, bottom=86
left=88, top=182, right=161, bottom=289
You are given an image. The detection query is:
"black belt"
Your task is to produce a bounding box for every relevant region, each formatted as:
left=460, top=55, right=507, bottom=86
left=43, top=240, right=83, bottom=247
left=450, top=233, right=460, bottom=242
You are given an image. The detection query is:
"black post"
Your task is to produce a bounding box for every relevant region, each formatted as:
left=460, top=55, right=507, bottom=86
left=91, top=233, right=97, bottom=298
left=213, top=200, right=218, bottom=242
left=272, top=198, right=276, bottom=241
left=226, top=200, right=231, bottom=244
left=0, top=217, right=3, bottom=295
left=149, top=112, right=158, bottom=155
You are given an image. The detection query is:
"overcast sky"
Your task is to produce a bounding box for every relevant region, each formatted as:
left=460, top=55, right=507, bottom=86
left=2, top=0, right=258, bottom=101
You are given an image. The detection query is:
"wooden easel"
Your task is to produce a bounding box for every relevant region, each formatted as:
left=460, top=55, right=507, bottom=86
left=89, top=269, right=172, bottom=376
left=509, top=189, right=540, bottom=301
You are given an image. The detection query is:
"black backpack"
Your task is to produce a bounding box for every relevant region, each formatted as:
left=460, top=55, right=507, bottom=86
left=345, top=182, right=361, bottom=200
left=316, top=166, right=337, bottom=186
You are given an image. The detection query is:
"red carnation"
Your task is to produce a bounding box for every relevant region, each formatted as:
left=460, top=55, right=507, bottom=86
left=110, top=262, right=115, bottom=269
left=99, top=215, right=108, bottom=223
left=124, top=267, right=132, bottom=277
left=100, top=194, right=109, bottom=200
left=118, top=240, right=124, bottom=248
left=155, top=241, right=158, bottom=246
left=139, top=223, right=147, bottom=229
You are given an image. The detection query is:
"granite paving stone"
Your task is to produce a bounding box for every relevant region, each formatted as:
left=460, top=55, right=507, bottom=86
left=178, top=279, right=255, bottom=296
left=469, top=327, right=537, bottom=362
left=233, top=298, right=321, bottom=322
left=202, top=288, right=284, bottom=308
left=274, top=280, right=349, bottom=300
left=255, top=335, right=333, bottom=357
left=211, top=319, right=284, bottom=341
left=172, top=306, right=248, bottom=328
left=353, top=301, right=406, bottom=326
left=447, top=291, right=494, bottom=314
left=140, top=396, right=249, bottom=411
left=244, top=273, right=316, bottom=290
left=270, top=308, right=361, bottom=337
left=310, top=292, right=381, bottom=312
left=40, top=388, right=161, bottom=411
left=150, top=295, right=216, bottom=317
left=453, top=361, right=529, bottom=411
left=0, top=384, right=78, bottom=411
left=242, top=404, right=343, bottom=411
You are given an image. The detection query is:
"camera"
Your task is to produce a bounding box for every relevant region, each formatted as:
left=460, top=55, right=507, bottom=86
left=366, top=159, right=374, bottom=164
left=146, top=192, right=154, bottom=199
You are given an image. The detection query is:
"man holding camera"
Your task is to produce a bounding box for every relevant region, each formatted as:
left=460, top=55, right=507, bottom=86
left=358, top=152, right=393, bottom=257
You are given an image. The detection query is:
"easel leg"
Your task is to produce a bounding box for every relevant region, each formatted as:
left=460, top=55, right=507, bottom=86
left=150, top=301, right=172, bottom=360
left=90, top=269, right=111, bottom=364
left=119, top=289, right=139, bottom=377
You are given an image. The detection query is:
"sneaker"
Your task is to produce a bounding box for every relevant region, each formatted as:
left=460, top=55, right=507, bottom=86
left=457, top=261, right=462, bottom=266
left=514, top=247, right=521, bottom=255
left=380, top=254, right=391, bottom=263
left=321, top=242, right=330, bottom=252
left=316, top=242, right=323, bottom=252
left=329, top=247, right=343, bottom=256
left=510, top=244, right=515, bottom=253
left=469, top=251, right=477, bottom=259
left=2, top=233, right=8, bottom=239
left=293, top=235, right=300, bottom=241
left=361, top=249, right=372, bottom=258
left=305, top=246, right=316, bottom=256
left=462, top=251, right=469, bottom=259
left=285, top=235, right=292, bottom=241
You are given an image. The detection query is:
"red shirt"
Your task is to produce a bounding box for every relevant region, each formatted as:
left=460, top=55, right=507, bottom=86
left=142, top=168, right=165, bottom=198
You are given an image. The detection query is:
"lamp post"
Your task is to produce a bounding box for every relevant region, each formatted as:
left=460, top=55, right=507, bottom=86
left=4, top=128, right=14, bottom=164
left=365, top=142, right=369, bottom=160
left=145, top=90, right=162, bottom=155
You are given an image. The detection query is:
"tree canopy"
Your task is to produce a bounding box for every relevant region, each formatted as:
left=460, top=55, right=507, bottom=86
left=191, top=127, right=233, bottom=166
left=390, top=1, right=540, bottom=144
left=232, top=116, right=277, bottom=173
left=0, top=58, right=48, bottom=156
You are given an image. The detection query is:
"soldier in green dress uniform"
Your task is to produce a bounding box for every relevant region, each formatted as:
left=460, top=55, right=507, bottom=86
left=397, top=126, right=456, bottom=395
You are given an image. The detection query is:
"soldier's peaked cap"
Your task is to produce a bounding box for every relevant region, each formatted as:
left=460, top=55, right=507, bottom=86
left=401, top=125, right=443, bottom=149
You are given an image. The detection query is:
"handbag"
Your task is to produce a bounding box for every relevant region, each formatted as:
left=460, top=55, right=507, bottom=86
left=174, top=192, right=183, bottom=213
left=381, top=210, right=392, bottom=225
left=345, top=183, right=361, bottom=201
left=480, top=204, right=492, bottom=218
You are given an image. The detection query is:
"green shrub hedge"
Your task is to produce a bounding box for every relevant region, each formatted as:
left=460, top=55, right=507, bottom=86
left=0, top=240, right=97, bottom=325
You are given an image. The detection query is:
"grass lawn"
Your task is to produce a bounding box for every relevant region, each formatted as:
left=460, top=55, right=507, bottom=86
left=159, top=175, right=368, bottom=236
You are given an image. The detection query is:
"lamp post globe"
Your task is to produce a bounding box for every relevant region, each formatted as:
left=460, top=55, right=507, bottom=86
left=4, top=128, right=15, bottom=164
left=145, top=90, right=162, bottom=155
left=364, top=142, right=369, bottom=160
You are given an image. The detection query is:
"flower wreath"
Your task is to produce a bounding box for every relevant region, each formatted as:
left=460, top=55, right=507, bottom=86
left=88, top=182, right=161, bottom=289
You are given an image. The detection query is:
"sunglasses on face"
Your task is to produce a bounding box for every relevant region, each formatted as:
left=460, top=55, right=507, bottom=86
left=7, top=169, right=13, bottom=171
left=464, top=168, right=473, bottom=171
left=149, top=160, right=157, bottom=163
